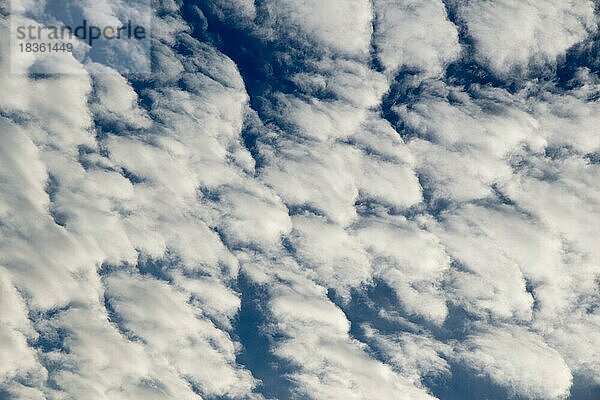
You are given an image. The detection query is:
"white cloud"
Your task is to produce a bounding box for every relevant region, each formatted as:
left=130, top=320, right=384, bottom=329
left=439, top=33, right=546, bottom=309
left=363, top=325, right=451, bottom=386
left=105, top=272, right=257, bottom=398
left=244, top=256, right=438, bottom=400
left=261, top=140, right=361, bottom=225
left=356, top=216, right=450, bottom=324
left=88, top=63, right=151, bottom=128
left=397, top=82, right=546, bottom=202
left=2, top=0, right=600, bottom=398
left=39, top=302, right=201, bottom=400
left=430, top=205, right=536, bottom=322
left=211, top=0, right=257, bottom=20
left=457, top=0, right=598, bottom=76
left=532, top=84, right=600, bottom=153
left=373, top=0, right=460, bottom=75
left=0, top=273, right=44, bottom=386
left=456, top=326, right=573, bottom=400
left=264, top=0, right=373, bottom=55
left=1, top=3, right=263, bottom=397
left=288, top=214, right=372, bottom=295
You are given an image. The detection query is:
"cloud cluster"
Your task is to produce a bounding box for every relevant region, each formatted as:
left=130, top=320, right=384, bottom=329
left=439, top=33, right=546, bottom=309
left=373, top=0, right=460, bottom=76
left=457, top=326, right=573, bottom=399
left=1, top=0, right=600, bottom=399
left=456, top=0, right=598, bottom=76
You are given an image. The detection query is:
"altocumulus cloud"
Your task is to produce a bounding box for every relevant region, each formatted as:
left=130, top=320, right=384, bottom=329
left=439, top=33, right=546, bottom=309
left=1, top=1, right=600, bottom=400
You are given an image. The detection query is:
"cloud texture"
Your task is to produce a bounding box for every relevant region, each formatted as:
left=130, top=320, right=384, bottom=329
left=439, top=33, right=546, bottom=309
left=1, top=0, right=599, bottom=399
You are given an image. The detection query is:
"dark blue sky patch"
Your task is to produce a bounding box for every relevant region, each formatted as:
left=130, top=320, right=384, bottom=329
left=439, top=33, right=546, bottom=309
left=585, top=152, right=600, bottom=165
left=569, top=376, right=600, bottom=400
left=185, top=0, right=352, bottom=136
left=380, top=69, right=428, bottom=139
left=120, top=167, right=145, bottom=185
left=286, top=204, right=328, bottom=220
left=128, top=77, right=156, bottom=112
left=0, top=110, right=32, bottom=126
left=328, top=280, right=433, bottom=340
left=44, top=174, right=67, bottom=228
left=425, top=361, right=526, bottom=400
left=233, top=273, right=297, bottom=400
left=545, top=145, right=579, bottom=161
left=134, top=255, right=176, bottom=283
left=28, top=326, right=69, bottom=354
left=240, top=110, right=267, bottom=170
left=555, top=30, right=600, bottom=90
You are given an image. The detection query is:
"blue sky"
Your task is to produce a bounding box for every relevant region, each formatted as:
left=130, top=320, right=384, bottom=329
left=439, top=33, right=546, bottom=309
left=1, top=1, right=600, bottom=399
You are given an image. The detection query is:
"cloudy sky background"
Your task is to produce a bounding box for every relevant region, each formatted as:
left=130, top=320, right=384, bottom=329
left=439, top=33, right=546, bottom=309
left=1, top=0, right=600, bottom=399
